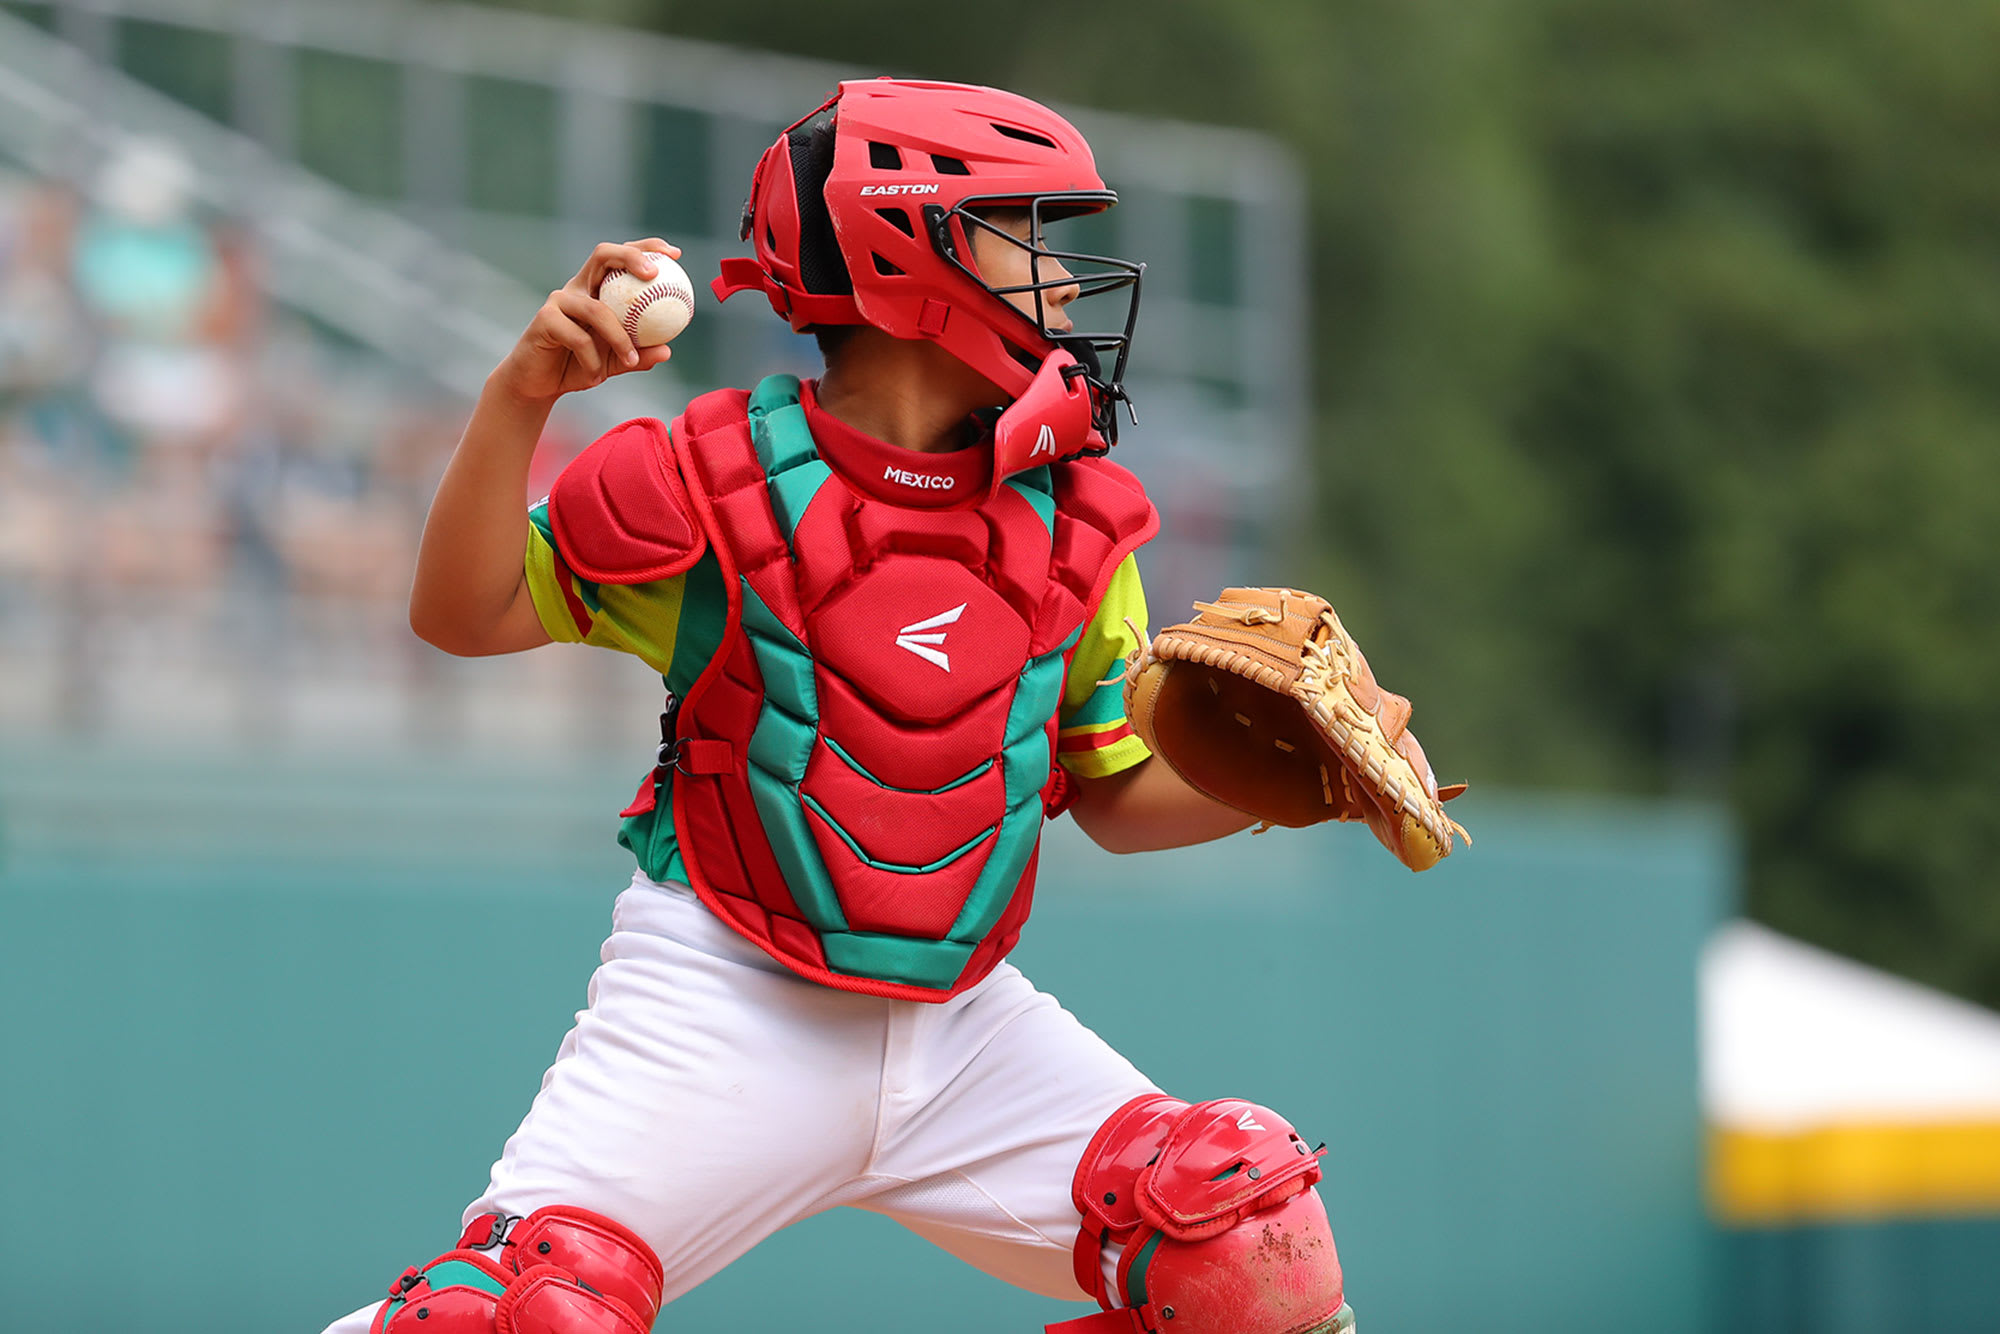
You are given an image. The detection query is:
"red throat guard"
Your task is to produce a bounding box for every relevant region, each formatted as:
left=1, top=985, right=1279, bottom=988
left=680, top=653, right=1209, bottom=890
left=989, top=347, right=1098, bottom=496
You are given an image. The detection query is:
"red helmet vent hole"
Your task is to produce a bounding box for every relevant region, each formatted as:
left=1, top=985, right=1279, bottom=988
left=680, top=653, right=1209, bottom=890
left=931, top=154, right=971, bottom=175
left=991, top=123, right=1058, bottom=149
left=872, top=253, right=904, bottom=277
left=868, top=141, right=902, bottom=170
left=875, top=209, right=915, bottom=237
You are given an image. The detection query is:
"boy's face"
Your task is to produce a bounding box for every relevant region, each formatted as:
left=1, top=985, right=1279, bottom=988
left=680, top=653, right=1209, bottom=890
left=968, top=207, right=1079, bottom=334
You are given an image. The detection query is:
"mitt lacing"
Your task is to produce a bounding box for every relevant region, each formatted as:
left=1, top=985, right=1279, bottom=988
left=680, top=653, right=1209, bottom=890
left=1191, top=599, right=1283, bottom=626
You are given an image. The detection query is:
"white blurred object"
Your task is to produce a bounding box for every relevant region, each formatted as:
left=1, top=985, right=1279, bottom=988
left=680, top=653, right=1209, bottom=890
left=1702, top=920, right=2000, bottom=1129
left=92, top=344, right=240, bottom=440
left=94, top=136, right=195, bottom=226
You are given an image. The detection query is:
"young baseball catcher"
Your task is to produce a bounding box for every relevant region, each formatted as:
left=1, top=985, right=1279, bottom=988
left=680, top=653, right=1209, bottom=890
left=326, top=78, right=1462, bottom=1334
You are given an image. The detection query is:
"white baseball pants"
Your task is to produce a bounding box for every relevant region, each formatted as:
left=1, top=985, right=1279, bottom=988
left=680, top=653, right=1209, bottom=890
left=319, top=872, right=1154, bottom=1332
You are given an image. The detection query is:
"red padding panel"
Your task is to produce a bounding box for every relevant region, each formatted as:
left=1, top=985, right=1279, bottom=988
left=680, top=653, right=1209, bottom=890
left=548, top=417, right=707, bottom=585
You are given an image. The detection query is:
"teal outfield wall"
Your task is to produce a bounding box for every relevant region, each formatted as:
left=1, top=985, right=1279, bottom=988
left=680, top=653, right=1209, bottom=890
left=0, top=739, right=1727, bottom=1333
left=1723, top=1219, right=2000, bottom=1334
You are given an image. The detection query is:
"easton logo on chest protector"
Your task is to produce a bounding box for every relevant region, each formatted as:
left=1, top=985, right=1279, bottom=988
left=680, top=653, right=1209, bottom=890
left=895, top=603, right=966, bottom=671
left=570, top=374, right=1158, bottom=1002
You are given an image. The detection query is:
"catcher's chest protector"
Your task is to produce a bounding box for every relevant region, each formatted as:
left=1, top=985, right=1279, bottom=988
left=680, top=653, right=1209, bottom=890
left=664, top=376, right=1155, bottom=1000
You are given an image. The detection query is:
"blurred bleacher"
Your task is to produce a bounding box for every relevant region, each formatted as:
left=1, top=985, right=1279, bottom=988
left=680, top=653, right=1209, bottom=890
left=0, top=0, right=1307, bottom=753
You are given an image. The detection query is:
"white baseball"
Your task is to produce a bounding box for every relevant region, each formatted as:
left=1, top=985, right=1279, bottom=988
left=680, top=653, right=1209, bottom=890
left=597, top=256, right=696, bottom=347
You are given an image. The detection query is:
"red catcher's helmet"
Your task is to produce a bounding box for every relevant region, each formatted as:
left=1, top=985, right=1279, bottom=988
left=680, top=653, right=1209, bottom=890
left=712, top=78, right=1145, bottom=484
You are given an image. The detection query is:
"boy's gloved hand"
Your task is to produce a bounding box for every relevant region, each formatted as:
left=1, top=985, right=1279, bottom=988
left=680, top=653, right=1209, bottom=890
left=1124, top=587, right=1469, bottom=871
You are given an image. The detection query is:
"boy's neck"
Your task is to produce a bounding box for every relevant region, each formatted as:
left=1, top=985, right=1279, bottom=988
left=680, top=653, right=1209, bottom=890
left=812, top=328, right=1000, bottom=454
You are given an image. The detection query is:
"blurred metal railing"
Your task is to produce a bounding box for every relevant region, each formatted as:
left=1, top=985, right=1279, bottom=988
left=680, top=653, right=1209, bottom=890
left=11, top=0, right=1309, bottom=555
left=0, top=0, right=1312, bottom=749
left=0, top=0, right=669, bottom=425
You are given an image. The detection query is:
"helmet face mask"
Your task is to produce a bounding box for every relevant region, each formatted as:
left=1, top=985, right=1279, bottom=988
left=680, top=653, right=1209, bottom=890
left=714, top=78, right=1149, bottom=466
left=930, top=195, right=1143, bottom=446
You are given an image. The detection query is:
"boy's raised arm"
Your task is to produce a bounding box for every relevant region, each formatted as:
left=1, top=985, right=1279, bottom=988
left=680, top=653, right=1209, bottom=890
left=409, top=239, right=679, bottom=656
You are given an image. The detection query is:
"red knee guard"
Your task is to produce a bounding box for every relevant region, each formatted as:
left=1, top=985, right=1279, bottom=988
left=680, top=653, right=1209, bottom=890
left=372, top=1206, right=663, bottom=1334
left=1047, top=1095, right=1347, bottom=1334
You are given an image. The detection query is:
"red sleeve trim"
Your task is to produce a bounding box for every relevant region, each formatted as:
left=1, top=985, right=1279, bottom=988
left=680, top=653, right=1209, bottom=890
left=551, top=550, right=594, bottom=636
left=1058, top=722, right=1136, bottom=753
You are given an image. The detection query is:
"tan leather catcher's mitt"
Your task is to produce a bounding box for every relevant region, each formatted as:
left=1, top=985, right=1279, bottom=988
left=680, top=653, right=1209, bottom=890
left=1125, top=587, right=1469, bottom=871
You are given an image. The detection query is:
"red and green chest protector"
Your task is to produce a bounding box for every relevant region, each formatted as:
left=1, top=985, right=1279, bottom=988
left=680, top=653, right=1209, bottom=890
left=547, top=375, right=1158, bottom=1001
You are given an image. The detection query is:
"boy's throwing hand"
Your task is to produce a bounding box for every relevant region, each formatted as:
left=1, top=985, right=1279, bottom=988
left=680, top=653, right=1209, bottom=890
left=495, top=238, right=682, bottom=403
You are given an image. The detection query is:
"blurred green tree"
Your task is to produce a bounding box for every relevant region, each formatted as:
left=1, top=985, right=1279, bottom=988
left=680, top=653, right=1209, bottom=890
left=461, top=0, right=2000, bottom=1004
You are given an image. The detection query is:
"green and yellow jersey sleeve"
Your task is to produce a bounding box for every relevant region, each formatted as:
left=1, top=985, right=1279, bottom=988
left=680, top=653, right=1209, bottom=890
left=1054, top=553, right=1153, bottom=780
left=524, top=501, right=688, bottom=676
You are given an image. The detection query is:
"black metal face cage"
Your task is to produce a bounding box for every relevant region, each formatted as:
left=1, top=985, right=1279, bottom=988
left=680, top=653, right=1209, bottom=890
left=925, top=192, right=1145, bottom=446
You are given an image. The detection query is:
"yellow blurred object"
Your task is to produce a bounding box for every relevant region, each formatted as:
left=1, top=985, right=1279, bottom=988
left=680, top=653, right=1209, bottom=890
left=1709, top=1121, right=2000, bottom=1225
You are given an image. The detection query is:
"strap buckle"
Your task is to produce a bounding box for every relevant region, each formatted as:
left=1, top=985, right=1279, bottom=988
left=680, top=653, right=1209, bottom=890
left=653, top=694, right=733, bottom=777
left=654, top=696, right=682, bottom=774
left=457, top=1211, right=518, bottom=1252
